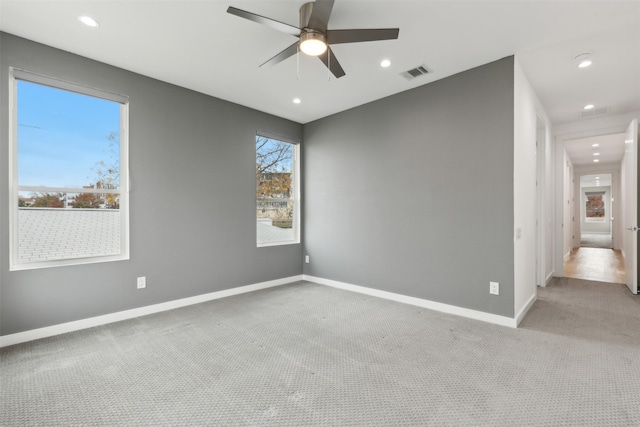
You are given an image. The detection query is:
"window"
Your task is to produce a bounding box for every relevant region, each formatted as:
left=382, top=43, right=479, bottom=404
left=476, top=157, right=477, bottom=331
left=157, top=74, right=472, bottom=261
left=585, top=191, right=605, bottom=221
left=256, top=134, right=299, bottom=246
left=9, top=69, right=129, bottom=270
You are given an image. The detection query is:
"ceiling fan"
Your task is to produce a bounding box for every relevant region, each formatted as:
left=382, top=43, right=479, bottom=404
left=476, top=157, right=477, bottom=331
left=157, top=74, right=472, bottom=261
left=227, top=0, right=399, bottom=78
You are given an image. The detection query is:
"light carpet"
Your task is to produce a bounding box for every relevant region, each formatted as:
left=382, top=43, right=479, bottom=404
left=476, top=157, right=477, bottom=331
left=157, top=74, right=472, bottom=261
left=1, top=279, right=639, bottom=426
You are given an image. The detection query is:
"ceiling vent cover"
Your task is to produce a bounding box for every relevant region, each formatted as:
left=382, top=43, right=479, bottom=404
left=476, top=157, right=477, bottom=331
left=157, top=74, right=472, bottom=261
left=580, top=106, right=609, bottom=119
left=401, top=65, right=432, bottom=80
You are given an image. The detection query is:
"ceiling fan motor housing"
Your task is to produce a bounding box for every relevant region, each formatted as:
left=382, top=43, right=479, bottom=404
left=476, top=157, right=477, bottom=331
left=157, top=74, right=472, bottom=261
left=300, top=2, right=315, bottom=28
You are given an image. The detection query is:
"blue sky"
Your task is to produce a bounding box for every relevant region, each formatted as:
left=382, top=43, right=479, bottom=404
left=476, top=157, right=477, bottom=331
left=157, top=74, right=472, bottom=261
left=257, top=137, right=293, bottom=172
left=17, top=80, right=120, bottom=189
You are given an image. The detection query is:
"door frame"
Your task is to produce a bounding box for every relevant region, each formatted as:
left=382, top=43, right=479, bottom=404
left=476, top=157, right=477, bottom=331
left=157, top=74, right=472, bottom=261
left=535, top=117, right=546, bottom=287
left=573, top=169, right=619, bottom=249
left=554, top=125, right=631, bottom=277
left=622, top=119, right=639, bottom=294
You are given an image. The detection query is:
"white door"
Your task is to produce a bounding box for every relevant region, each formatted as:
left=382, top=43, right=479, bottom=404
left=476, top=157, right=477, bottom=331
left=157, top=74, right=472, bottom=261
left=623, top=119, right=638, bottom=294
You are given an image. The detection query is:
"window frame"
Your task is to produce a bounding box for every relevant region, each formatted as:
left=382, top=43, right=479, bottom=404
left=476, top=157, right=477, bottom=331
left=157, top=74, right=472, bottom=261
left=255, top=132, right=300, bottom=247
left=584, top=190, right=606, bottom=222
left=8, top=68, right=130, bottom=271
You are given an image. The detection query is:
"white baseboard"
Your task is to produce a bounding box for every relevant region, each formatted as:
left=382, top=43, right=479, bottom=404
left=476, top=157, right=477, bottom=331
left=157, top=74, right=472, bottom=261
left=303, top=275, right=518, bottom=328
left=0, top=275, right=303, bottom=348
left=2, top=273, right=532, bottom=347
left=544, top=270, right=555, bottom=286
left=515, top=293, right=537, bottom=326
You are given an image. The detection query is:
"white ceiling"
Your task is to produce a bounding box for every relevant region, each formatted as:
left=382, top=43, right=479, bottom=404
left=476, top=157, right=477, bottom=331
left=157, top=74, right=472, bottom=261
left=580, top=174, right=612, bottom=189
left=1, top=0, right=638, bottom=128
left=564, top=132, right=626, bottom=167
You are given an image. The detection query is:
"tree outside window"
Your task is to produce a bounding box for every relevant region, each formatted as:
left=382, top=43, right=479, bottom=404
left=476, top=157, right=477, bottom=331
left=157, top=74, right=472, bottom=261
left=256, top=135, right=299, bottom=246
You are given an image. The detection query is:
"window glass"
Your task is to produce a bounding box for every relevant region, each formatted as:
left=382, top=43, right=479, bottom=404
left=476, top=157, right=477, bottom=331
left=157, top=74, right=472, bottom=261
left=256, top=135, right=299, bottom=246
left=585, top=192, right=605, bottom=221
left=11, top=72, right=129, bottom=269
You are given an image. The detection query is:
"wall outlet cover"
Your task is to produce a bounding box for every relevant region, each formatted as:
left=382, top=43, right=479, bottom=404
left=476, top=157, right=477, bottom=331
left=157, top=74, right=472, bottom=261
left=490, top=281, right=499, bottom=295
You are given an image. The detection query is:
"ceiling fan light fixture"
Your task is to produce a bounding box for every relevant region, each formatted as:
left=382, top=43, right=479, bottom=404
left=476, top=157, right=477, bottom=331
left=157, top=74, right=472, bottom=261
left=299, top=31, right=327, bottom=56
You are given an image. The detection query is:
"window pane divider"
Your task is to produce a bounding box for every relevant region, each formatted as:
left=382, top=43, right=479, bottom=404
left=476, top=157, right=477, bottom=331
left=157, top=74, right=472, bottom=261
left=18, top=186, right=120, bottom=194
left=257, top=197, right=294, bottom=202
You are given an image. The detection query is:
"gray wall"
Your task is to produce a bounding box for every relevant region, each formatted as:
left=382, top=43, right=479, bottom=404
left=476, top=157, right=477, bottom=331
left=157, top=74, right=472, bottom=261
left=303, top=57, right=515, bottom=317
left=0, top=33, right=303, bottom=335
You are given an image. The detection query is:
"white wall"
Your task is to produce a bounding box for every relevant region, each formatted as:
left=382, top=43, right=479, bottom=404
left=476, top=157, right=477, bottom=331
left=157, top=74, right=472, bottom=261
left=513, top=58, right=550, bottom=321
left=543, top=119, right=555, bottom=284
left=566, top=153, right=575, bottom=254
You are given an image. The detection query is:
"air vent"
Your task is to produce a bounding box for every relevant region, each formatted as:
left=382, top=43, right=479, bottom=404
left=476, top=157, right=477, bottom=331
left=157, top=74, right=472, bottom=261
left=401, top=65, right=432, bottom=80
left=580, top=106, right=609, bottom=118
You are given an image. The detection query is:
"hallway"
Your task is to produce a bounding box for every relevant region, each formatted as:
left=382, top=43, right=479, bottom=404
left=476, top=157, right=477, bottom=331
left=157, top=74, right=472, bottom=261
left=564, top=247, right=625, bottom=284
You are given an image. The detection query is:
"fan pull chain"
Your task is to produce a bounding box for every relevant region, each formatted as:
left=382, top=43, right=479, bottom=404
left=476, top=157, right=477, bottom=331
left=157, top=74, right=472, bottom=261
left=327, top=49, right=331, bottom=81
left=296, top=44, right=300, bottom=80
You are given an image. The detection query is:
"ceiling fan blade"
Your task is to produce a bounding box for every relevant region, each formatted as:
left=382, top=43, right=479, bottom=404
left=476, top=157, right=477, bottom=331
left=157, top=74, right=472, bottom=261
left=308, top=0, right=335, bottom=32
left=259, top=42, right=299, bottom=68
left=327, top=28, right=400, bottom=45
left=227, top=6, right=300, bottom=37
left=318, top=47, right=346, bottom=79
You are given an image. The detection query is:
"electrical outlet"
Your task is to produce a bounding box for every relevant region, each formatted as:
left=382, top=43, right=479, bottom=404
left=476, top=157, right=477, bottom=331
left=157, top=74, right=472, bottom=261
left=490, top=281, right=499, bottom=295
left=305, top=255, right=310, bottom=264
left=137, top=276, right=146, bottom=289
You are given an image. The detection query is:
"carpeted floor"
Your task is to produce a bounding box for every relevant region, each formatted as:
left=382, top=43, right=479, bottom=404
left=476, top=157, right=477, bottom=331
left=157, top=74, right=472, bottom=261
left=1, top=279, right=639, bottom=426
left=580, top=233, right=613, bottom=249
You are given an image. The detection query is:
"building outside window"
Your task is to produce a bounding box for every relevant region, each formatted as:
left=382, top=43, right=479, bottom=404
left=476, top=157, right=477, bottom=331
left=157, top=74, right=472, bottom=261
left=585, top=191, right=605, bottom=221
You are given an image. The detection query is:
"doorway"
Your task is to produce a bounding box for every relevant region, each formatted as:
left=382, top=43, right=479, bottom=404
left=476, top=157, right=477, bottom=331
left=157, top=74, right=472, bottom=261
left=561, top=134, right=626, bottom=284
left=579, top=174, right=613, bottom=249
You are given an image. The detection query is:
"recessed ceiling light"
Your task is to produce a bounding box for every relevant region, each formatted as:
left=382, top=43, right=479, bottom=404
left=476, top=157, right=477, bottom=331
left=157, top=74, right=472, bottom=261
left=584, top=104, right=595, bottom=110
left=592, top=143, right=599, bottom=147
left=293, top=98, right=301, bottom=104
left=593, top=152, right=600, bottom=156
left=578, top=59, right=592, bottom=68
left=625, top=139, right=633, bottom=144
left=380, top=59, right=391, bottom=68
left=78, top=16, right=99, bottom=27
left=595, top=176, right=600, bottom=179
left=593, top=159, right=600, bottom=163
left=575, top=53, right=592, bottom=68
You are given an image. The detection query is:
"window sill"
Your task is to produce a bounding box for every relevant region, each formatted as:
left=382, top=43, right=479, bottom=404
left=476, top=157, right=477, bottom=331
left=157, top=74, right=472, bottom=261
left=257, top=240, right=300, bottom=248
left=10, top=254, right=129, bottom=272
